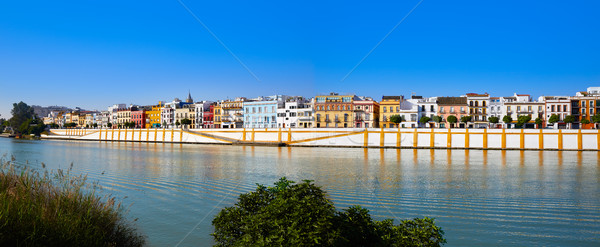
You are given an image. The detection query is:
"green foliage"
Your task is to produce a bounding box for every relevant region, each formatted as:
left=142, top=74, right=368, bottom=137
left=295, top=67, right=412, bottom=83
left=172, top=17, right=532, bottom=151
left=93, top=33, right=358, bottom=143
left=446, top=115, right=458, bottom=124
left=460, top=116, right=471, bottom=123
left=432, top=116, right=443, bottom=123
left=17, top=119, right=46, bottom=136
left=175, top=120, right=181, bottom=126
left=591, top=114, right=600, bottom=124
left=0, top=158, right=145, bottom=246
left=93, top=123, right=98, bottom=128
left=212, top=178, right=446, bottom=247
left=49, top=123, right=59, bottom=129
left=107, top=122, right=113, bottom=128
left=420, top=116, right=431, bottom=124
left=581, top=119, right=590, bottom=124
left=488, top=116, right=499, bottom=124
left=389, top=115, right=403, bottom=124
left=535, top=118, right=543, bottom=128
left=548, top=114, right=559, bottom=124
left=181, top=118, right=192, bottom=125
left=64, top=123, right=77, bottom=128
left=563, top=115, right=576, bottom=124
left=502, top=115, right=513, bottom=124
left=516, top=115, right=532, bottom=128
left=9, top=101, right=34, bottom=129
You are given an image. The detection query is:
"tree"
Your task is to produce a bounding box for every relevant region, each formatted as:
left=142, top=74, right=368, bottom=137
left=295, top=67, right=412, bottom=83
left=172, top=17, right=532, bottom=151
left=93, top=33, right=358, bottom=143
left=180, top=118, right=192, bottom=128
left=419, top=116, right=431, bottom=128
left=389, top=115, right=403, bottom=127
left=9, top=101, right=35, bottom=131
left=0, top=118, right=6, bottom=133
left=93, top=123, right=98, bottom=128
left=107, top=122, right=113, bottom=128
left=563, top=115, right=576, bottom=129
left=581, top=119, right=590, bottom=124
left=516, top=115, right=532, bottom=128
left=446, top=115, right=458, bottom=128
left=488, top=116, right=499, bottom=124
left=175, top=120, right=181, bottom=127
left=548, top=114, right=560, bottom=125
left=432, top=116, right=443, bottom=128
left=535, top=118, right=543, bottom=128
left=212, top=178, right=446, bottom=247
left=591, top=114, right=600, bottom=129
left=49, top=123, right=59, bottom=129
left=17, top=119, right=46, bottom=136
left=460, top=115, right=471, bottom=123
left=502, top=115, right=513, bottom=128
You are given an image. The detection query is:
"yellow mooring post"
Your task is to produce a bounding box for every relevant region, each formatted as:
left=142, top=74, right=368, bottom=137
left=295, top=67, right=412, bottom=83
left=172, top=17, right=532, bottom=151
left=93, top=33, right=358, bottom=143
left=520, top=129, right=525, bottom=149
left=430, top=128, right=435, bottom=148
left=465, top=128, right=470, bottom=149
left=413, top=128, right=418, bottom=148
left=396, top=128, right=401, bottom=148
left=539, top=129, right=544, bottom=149
left=447, top=128, right=452, bottom=148
left=483, top=128, right=488, bottom=149
left=380, top=128, right=384, bottom=147
left=558, top=129, right=563, bottom=150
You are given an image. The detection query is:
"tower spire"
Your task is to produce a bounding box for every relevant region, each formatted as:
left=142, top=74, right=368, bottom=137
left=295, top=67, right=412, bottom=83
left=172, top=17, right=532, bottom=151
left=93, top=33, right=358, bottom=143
left=186, top=90, right=193, bottom=103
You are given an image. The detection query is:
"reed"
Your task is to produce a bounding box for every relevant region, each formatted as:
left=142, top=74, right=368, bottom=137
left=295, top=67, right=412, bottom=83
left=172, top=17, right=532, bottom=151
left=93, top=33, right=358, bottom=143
left=0, top=157, right=145, bottom=246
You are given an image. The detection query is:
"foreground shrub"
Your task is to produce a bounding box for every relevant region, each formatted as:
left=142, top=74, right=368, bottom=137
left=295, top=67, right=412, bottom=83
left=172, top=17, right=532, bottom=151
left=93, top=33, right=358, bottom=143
left=212, top=178, right=445, bottom=247
left=0, top=158, right=145, bottom=246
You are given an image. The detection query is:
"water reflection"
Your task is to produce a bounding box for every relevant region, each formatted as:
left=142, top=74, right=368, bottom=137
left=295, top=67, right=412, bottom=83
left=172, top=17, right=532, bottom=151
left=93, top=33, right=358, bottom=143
left=1, top=139, right=600, bottom=247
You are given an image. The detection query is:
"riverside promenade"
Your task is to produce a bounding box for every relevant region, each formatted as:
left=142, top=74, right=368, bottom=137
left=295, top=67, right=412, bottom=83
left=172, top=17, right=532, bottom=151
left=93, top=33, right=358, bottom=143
left=43, top=128, right=600, bottom=151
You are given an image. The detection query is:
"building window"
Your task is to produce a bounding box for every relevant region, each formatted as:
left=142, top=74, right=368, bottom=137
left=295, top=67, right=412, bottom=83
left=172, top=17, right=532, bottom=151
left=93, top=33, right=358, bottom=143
left=383, top=107, right=387, bottom=113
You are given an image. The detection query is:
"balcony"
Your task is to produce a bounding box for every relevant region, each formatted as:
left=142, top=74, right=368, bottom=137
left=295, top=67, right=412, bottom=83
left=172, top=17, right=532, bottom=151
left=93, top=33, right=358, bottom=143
left=517, top=110, right=534, bottom=114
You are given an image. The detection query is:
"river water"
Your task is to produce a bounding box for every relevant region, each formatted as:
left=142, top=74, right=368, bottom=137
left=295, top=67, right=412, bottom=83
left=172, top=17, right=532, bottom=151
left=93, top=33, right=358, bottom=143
left=1, top=138, right=599, bottom=246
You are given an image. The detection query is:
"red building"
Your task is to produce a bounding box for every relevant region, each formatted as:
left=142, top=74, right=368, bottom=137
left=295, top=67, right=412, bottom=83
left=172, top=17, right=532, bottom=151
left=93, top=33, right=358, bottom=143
left=131, top=109, right=146, bottom=128
left=203, top=105, right=215, bottom=128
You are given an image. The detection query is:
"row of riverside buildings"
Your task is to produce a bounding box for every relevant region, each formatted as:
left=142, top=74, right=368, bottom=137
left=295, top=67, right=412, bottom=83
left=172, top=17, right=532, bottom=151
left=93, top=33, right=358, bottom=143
left=42, top=87, right=600, bottom=130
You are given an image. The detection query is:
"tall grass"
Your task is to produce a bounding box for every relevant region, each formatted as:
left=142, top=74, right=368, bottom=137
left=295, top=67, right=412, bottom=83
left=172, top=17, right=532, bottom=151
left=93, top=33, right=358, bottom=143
left=0, top=156, right=145, bottom=246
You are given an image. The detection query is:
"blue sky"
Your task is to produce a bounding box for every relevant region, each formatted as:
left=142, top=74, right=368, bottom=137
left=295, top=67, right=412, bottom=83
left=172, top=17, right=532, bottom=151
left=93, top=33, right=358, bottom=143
left=1, top=0, right=599, bottom=118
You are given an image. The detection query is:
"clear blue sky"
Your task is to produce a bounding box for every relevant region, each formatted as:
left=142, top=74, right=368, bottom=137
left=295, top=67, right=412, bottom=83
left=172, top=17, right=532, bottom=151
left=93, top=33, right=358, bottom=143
left=1, top=1, right=599, bottom=118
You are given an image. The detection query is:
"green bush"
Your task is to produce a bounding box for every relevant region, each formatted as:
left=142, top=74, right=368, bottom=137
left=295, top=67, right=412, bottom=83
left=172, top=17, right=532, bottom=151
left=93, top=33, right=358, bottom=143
left=0, top=158, right=145, bottom=246
left=212, top=178, right=446, bottom=247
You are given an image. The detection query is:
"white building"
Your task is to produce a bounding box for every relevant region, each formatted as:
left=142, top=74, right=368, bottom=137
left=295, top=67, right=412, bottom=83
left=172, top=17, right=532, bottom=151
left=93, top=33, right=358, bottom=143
left=502, top=93, right=544, bottom=128
left=415, top=96, right=438, bottom=127
left=276, top=97, right=313, bottom=128
left=243, top=95, right=291, bottom=129
left=397, top=97, right=420, bottom=128
left=107, top=104, right=126, bottom=127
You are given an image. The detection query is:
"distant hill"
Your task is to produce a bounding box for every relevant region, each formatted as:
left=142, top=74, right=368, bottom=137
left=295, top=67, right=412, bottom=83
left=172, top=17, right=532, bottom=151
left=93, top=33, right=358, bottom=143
left=31, top=105, right=73, bottom=118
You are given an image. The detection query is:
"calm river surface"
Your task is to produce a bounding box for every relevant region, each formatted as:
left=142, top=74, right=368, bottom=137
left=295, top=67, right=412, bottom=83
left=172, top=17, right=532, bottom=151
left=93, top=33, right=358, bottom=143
left=1, top=138, right=599, bottom=246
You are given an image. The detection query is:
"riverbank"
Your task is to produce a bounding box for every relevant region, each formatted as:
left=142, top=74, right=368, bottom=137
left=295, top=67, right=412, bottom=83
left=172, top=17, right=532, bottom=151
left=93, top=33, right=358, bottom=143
left=42, top=128, right=600, bottom=151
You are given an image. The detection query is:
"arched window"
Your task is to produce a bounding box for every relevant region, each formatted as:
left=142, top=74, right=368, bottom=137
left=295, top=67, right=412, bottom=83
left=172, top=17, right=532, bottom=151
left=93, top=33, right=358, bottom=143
left=475, top=101, right=479, bottom=107
left=470, top=101, right=473, bottom=107
left=482, top=101, right=486, bottom=107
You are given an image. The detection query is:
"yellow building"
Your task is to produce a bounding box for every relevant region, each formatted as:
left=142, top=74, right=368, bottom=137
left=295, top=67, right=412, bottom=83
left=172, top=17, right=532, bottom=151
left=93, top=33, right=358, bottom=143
left=379, top=96, right=402, bottom=128
left=71, top=112, right=80, bottom=127
left=213, top=105, right=222, bottom=128
left=217, top=99, right=245, bottom=128
left=314, top=93, right=358, bottom=128
left=146, top=102, right=163, bottom=128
